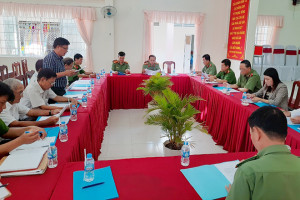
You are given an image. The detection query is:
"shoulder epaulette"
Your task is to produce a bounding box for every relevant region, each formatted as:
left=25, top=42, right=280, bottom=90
left=144, top=61, right=149, bottom=64
left=236, top=155, right=259, bottom=168
left=113, top=60, right=118, bottom=64
left=124, top=61, right=128, bottom=64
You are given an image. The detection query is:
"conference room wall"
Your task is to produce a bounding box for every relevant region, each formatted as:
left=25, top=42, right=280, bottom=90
left=113, top=0, right=231, bottom=73
left=258, top=0, right=300, bottom=48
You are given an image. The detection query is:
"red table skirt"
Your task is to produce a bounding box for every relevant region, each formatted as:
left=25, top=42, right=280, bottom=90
left=2, top=113, right=92, bottom=200
left=108, top=74, right=192, bottom=109
left=190, top=77, right=300, bottom=152
left=50, top=150, right=300, bottom=200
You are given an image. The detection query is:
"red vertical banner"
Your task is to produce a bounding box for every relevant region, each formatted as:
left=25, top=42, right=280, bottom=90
left=227, top=0, right=250, bottom=60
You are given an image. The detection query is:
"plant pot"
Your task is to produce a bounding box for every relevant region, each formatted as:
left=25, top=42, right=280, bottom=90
left=162, top=140, right=181, bottom=156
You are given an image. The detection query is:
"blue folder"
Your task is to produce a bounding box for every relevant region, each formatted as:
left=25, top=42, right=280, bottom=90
left=181, top=165, right=230, bottom=200
left=288, top=124, right=300, bottom=133
left=73, top=84, right=91, bottom=87
left=65, top=91, right=86, bottom=95
left=44, top=127, right=60, bottom=144
left=73, top=166, right=119, bottom=200
left=253, top=102, right=276, bottom=107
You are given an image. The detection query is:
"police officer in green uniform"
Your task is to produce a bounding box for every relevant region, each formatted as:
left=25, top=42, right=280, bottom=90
left=230, top=60, right=262, bottom=93
left=142, top=55, right=161, bottom=74
left=226, top=106, right=300, bottom=200
left=0, top=82, right=44, bottom=154
left=209, top=59, right=236, bottom=84
left=198, top=54, right=217, bottom=75
left=112, top=51, right=130, bottom=74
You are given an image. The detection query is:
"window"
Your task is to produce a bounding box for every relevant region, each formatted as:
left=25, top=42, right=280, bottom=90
left=255, top=26, right=274, bottom=45
left=0, top=16, right=86, bottom=57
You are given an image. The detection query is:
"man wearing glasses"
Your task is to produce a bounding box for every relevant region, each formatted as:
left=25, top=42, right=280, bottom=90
left=43, top=37, right=77, bottom=98
left=20, top=68, right=78, bottom=117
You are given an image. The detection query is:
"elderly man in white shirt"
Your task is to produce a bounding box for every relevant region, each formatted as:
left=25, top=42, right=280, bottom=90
left=20, top=68, right=78, bottom=116
left=284, top=109, right=300, bottom=124
left=1, top=78, right=60, bottom=127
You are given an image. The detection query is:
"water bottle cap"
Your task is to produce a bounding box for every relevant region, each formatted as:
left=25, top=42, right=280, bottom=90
left=50, top=142, right=55, bottom=146
left=72, top=104, right=76, bottom=107
left=25, top=131, right=30, bottom=134
left=83, top=93, right=87, bottom=95
left=61, top=121, right=66, bottom=124
left=87, top=153, right=92, bottom=158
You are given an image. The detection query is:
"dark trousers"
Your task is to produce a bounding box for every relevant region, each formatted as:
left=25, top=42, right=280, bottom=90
left=49, top=87, right=66, bottom=104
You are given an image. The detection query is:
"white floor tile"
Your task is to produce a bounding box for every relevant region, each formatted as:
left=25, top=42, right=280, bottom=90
left=98, top=109, right=227, bottom=160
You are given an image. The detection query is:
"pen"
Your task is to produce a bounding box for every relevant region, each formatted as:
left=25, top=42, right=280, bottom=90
left=82, top=182, right=104, bottom=189
left=0, top=184, right=8, bottom=188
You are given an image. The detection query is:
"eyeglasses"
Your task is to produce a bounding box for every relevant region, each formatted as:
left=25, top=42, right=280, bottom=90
left=60, top=46, right=68, bottom=50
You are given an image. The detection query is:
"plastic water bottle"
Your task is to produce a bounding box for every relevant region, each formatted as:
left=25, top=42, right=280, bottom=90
left=110, top=70, right=113, bottom=76
left=172, top=68, right=176, bottom=75
left=47, top=142, right=58, bottom=168
left=59, top=121, right=68, bottom=142
left=193, top=69, right=196, bottom=76
left=96, top=73, right=101, bottom=83
left=90, top=78, right=95, bottom=89
left=161, top=70, right=166, bottom=76
left=82, top=92, right=88, bottom=108
left=181, top=141, right=190, bottom=166
left=201, top=76, right=205, bottom=83
left=87, top=87, right=92, bottom=98
left=226, top=83, right=231, bottom=95
left=242, top=92, right=249, bottom=105
left=70, top=104, right=77, bottom=121
left=84, top=153, right=95, bottom=182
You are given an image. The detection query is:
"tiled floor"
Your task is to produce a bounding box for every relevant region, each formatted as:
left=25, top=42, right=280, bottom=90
left=98, top=109, right=227, bottom=161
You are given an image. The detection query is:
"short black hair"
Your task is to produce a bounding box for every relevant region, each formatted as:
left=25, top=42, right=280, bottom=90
left=63, top=57, right=74, bottom=66
left=202, top=54, right=210, bottom=61
left=37, top=68, right=57, bottom=81
left=248, top=106, right=287, bottom=140
left=241, top=60, right=251, bottom=68
left=35, top=59, right=43, bottom=72
left=149, top=55, right=156, bottom=59
left=221, top=59, right=231, bottom=68
left=118, top=51, right=125, bottom=57
left=0, top=82, right=15, bottom=102
left=263, top=67, right=281, bottom=91
left=53, top=37, right=70, bottom=48
left=74, top=53, right=83, bottom=60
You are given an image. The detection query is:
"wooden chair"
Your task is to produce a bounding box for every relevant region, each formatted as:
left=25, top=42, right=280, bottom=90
left=288, top=81, right=300, bottom=110
left=0, top=65, right=9, bottom=81
left=163, top=61, right=175, bottom=74
left=12, top=62, right=22, bottom=77
left=21, top=59, right=32, bottom=86
left=26, top=70, right=35, bottom=79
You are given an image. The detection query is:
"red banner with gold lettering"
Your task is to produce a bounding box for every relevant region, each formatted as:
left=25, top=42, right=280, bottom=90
left=227, top=0, right=250, bottom=60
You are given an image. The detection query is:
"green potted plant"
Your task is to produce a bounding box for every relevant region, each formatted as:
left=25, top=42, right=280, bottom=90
left=145, top=88, right=205, bottom=151
left=137, top=73, right=173, bottom=106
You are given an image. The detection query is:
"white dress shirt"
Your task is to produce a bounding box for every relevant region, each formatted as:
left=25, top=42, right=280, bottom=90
left=0, top=102, right=30, bottom=126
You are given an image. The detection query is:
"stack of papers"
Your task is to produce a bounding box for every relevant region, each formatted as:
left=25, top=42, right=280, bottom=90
left=73, top=166, right=119, bottom=200
left=64, top=94, right=83, bottom=99
left=144, top=69, right=160, bottom=76
left=253, top=102, right=276, bottom=108
left=11, top=137, right=55, bottom=152
left=0, top=147, right=48, bottom=173
left=181, top=160, right=239, bottom=200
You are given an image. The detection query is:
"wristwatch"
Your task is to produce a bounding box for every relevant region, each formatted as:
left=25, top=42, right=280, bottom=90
left=49, top=110, right=52, bottom=116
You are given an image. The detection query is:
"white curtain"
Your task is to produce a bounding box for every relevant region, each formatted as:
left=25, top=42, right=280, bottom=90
left=143, top=11, right=205, bottom=70
left=257, top=15, right=284, bottom=47
left=0, top=2, right=97, bottom=71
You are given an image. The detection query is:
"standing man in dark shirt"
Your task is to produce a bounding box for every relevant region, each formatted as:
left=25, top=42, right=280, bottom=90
left=43, top=37, right=77, bottom=96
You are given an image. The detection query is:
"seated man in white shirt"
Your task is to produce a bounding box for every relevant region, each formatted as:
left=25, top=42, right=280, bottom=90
left=1, top=78, right=59, bottom=127
left=284, top=109, right=300, bottom=124
left=29, top=59, right=43, bottom=85
left=20, top=68, right=79, bottom=118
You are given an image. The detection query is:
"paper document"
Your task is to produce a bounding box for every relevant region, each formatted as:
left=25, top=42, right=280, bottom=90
left=205, top=81, right=218, bottom=84
left=181, top=160, right=239, bottom=200
left=202, top=73, right=209, bottom=79
left=11, top=137, right=55, bottom=151
left=49, top=103, right=69, bottom=108
left=287, top=117, right=298, bottom=125
left=38, top=115, right=71, bottom=125
left=70, top=87, right=88, bottom=91
left=0, top=182, right=11, bottom=199
left=64, top=94, right=83, bottom=99
left=0, top=147, right=47, bottom=172
left=144, top=69, right=160, bottom=75
left=74, top=80, right=91, bottom=85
